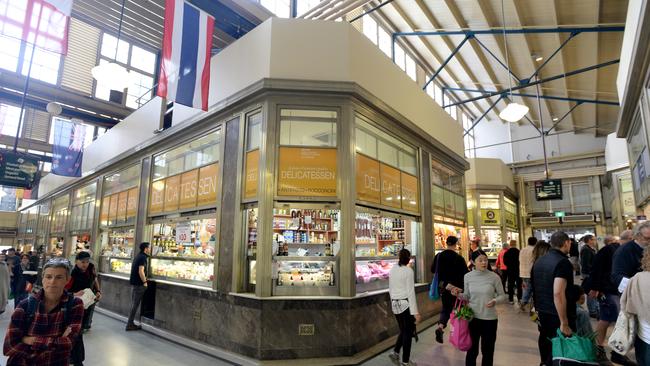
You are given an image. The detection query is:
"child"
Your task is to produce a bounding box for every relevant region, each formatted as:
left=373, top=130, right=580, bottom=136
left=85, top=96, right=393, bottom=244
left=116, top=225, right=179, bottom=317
left=573, top=284, right=594, bottom=337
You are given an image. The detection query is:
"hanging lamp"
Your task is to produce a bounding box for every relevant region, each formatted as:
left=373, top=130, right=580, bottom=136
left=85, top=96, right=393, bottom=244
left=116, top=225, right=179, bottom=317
left=91, top=0, right=129, bottom=90
left=497, top=0, right=529, bottom=123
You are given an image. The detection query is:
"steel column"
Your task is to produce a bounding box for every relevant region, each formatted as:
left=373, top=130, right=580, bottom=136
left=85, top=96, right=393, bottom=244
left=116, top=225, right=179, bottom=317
left=423, top=35, right=470, bottom=89
left=464, top=95, right=503, bottom=136
left=441, top=86, right=618, bottom=106
left=446, top=59, right=620, bottom=107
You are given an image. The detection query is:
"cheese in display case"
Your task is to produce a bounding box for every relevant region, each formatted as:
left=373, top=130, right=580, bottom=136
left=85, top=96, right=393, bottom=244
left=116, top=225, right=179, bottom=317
left=109, top=257, right=132, bottom=275
left=274, top=258, right=336, bottom=295
left=150, top=257, right=214, bottom=286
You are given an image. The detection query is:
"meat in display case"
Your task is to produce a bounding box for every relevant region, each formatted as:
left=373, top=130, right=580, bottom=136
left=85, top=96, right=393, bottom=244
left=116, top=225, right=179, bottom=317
left=355, top=258, right=398, bottom=292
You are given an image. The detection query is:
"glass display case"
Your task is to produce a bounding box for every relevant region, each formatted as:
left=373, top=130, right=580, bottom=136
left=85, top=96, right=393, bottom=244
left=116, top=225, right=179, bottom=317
left=147, top=217, right=216, bottom=287
left=245, top=208, right=258, bottom=290
left=108, top=257, right=132, bottom=275
left=434, top=223, right=465, bottom=254
left=481, top=228, right=502, bottom=261
left=272, top=207, right=339, bottom=295
left=99, top=227, right=135, bottom=275
left=354, top=209, right=419, bottom=293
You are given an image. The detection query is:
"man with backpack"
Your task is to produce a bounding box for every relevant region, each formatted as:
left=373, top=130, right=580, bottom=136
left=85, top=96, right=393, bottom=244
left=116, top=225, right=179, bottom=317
left=3, top=258, right=84, bottom=365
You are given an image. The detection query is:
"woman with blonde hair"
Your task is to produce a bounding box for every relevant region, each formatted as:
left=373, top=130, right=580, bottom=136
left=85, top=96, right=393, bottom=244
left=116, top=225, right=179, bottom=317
left=620, top=246, right=650, bottom=365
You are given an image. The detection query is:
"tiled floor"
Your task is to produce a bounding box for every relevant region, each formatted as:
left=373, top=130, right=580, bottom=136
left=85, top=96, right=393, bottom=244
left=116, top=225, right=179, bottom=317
left=362, top=303, right=543, bottom=366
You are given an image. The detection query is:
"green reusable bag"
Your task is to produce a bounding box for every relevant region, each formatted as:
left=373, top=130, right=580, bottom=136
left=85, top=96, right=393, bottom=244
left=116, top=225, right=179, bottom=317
left=551, top=329, right=597, bottom=363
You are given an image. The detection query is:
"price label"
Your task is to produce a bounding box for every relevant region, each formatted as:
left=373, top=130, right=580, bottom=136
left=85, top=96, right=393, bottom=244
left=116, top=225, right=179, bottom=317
left=176, top=223, right=191, bottom=244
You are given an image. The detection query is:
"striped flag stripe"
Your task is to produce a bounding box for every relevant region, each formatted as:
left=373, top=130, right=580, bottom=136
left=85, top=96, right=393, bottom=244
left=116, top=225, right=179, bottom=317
left=192, top=11, right=208, bottom=109
left=157, top=0, right=176, bottom=98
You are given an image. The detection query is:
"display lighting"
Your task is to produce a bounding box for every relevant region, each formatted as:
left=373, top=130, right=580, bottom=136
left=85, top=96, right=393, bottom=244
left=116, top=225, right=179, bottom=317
left=91, top=62, right=129, bottom=91
left=499, top=102, right=529, bottom=123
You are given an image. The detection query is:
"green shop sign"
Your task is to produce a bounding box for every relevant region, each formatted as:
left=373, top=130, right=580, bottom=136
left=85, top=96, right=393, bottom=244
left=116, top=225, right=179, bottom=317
left=0, top=150, right=40, bottom=189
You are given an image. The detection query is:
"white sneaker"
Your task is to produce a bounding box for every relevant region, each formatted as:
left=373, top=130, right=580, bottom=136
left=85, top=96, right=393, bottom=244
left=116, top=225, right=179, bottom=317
left=400, top=361, right=417, bottom=366
left=388, top=352, right=399, bottom=364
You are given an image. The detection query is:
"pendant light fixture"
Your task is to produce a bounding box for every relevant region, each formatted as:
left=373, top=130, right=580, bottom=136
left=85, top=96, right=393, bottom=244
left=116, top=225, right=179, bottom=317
left=91, top=0, right=129, bottom=90
left=497, top=0, right=529, bottom=123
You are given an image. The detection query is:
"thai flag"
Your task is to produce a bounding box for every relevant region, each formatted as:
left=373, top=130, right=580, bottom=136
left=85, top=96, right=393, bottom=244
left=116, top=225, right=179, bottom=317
left=157, top=0, right=215, bottom=111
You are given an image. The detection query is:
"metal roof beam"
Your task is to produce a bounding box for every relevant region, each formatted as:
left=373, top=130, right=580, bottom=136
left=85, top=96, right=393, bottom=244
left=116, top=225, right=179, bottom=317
left=394, top=26, right=624, bottom=38
left=421, top=35, right=470, bottom=89
left=545, top=102, right=584, bottom=135
left=526, top=31, right=580, bottom=83
left=464, top=95, right=503, bottom=136
left=441, top=87, right=618, bottom=106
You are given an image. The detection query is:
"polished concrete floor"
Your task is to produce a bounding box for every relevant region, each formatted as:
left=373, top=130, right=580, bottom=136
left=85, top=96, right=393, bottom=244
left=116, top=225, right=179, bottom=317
left=0, top=300, right=630, bottom=366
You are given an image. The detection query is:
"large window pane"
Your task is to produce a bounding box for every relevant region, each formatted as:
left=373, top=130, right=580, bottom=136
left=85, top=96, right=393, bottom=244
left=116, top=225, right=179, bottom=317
left=94, top=59, right=114, bottom=101
left=153, top=129, right=222, bottom=180
left=279, top=110, right=337, bottom=147
left=378, top=140, right=398, bottom=167
left=405, top=55, right=416, bottom=81
left=355, top=128, right=377, bottom=158
left=363, top=16, right=378, bottom=45
left=21, top=45, right=61, bottom=84
left=0, top=103, right=21, bottom=137
left=130, top=45, right=156, bottom=74
left=399, top=150, right=417, bottom=175
left=394, top=44, right=405, bottom=71
left=125, top=71, right=153, bottom=108
left=246, top=113, right=262, bottom=151
left=100, top=33, right=129, bottom=63
left=378, top=27, right=391, bottom=57
left=260, top=0, right=290, bottom=18
left=0, top=35, right=20, bottom=71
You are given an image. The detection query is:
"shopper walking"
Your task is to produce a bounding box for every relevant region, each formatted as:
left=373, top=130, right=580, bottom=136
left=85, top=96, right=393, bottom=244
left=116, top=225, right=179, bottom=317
left=126, top=242, right=150, bottom=331
left=531, top=232, right=576, bottom=366
left=431, top=236, right=468, bottom=344
left=468, top=238, right=481, bottom=270
left=589, top=235, right=637, bottom=365
left=519, top=237, right=537, bottom=312
left=580, top=234, right=599, bottom=318
left=12, top=255, right=31, bottom=308
left=495, top=243, right=509, bottom=292
left=503, top=241, right=522, bottom=305
left=461, top=250, right=506, bottom=366
left=570, top=239, right=580, bottom=276
left=66, top=252, right=101, bottom=331
left=619, top=246, right=650, bottom=366
left=0, top=255, right=9, bottom=315
left=3, top=258, right=84, bottom=365
left=612, top=221, right=648, bottom=294
left=388, top=249, right=420, bottom=366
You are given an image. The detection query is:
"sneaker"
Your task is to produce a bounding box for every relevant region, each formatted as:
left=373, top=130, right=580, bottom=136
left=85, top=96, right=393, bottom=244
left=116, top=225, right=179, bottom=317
left=400, top=362, right=417, bottom=366
left=596, top=346, right=613, bottom=366
left=610, top=351, right=637, bottom=366
left=435, top=327, right=444, bottom=344
left=509, top=300, right=515, bottom=305
left=125, top=324, right=142, bottom=331
left=388, top=352, right=400, bottom=365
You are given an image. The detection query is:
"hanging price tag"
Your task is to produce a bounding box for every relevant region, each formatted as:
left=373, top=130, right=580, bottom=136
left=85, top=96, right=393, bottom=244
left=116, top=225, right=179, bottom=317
left=175, top=222, right=191, bottom=244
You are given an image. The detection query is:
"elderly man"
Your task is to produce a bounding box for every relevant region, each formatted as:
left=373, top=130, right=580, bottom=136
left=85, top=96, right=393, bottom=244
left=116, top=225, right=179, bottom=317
left=612, top=222, right=649, bottom=293
left=3, top=258, right=84, bottom=365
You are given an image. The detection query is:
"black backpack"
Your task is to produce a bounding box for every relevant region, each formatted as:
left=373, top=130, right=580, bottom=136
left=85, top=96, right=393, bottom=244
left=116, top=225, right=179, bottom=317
left=22, top=293, right=76, bottom=335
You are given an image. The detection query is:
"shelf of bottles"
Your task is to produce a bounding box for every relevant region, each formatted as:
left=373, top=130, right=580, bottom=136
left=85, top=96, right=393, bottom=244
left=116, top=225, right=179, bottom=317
left=99, top=227, right=135, bottom=274
left=148, top=218, right=216, bottom=286
left=272, top=207, right=340, bottom=295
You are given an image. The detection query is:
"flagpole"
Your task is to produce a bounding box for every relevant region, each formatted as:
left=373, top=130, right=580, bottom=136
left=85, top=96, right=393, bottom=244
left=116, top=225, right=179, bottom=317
left=13, top=2, right=44, bottom=153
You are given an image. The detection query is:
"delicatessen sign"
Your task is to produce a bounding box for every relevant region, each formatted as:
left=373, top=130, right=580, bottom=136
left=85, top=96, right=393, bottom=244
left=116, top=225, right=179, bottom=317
left=277, top=147, right=337, bottom=197
left=148, top=162, right=220, bottom=215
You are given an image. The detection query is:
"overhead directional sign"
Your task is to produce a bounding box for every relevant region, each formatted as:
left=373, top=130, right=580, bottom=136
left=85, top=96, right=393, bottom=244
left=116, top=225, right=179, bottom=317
left=535, top=179, right=563, bottom=201
left=0, top=150, right=40, bottom=189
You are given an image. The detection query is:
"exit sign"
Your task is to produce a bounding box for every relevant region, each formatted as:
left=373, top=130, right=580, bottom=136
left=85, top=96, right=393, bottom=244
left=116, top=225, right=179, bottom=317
left=554, top=211, right=566, bottom=217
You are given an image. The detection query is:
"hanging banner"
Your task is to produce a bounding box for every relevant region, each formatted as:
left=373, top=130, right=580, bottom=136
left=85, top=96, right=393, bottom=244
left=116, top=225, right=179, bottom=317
left=126, top=187, right=138, bottom=220
left=400, top=172, right=419, bottom=213
left=244, top=149, right=259, bottom=200
left=0, top=150, right=40, bottom=188
left=481, top=209, right=501, bottom=226
left=164, top=174, right=181, bottom=212
left=149, top=179, right=165, bottom=215
left=277, top=147, right=337, bottom=197
left=52, top=119, right=85, bottom=177
left=197, top=163, right=219, bottom=207
left=380, top=163, right=401, bottom=209
left=356, top=154, right=380, bottom=204
left=179, top=170, right=199, bottom=209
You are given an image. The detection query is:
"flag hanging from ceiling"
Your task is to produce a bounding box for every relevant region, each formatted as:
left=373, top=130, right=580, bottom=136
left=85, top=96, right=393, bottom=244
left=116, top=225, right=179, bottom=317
left=157, top=0, right=215, bottom=111
left=52, top=119, right=85, bottom=177
left=158, top=0, right=214, bottom=111
left=0, top=0, right=72, bottom=55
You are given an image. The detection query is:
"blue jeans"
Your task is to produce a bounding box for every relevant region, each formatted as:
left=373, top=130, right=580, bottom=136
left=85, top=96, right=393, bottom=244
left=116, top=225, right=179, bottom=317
left=521, top=278, right=533, bottom=305
left=636, top=336, right=650, bottom=366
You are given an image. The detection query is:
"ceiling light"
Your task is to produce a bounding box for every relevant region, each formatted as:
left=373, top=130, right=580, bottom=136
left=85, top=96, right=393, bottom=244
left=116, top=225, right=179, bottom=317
left=91, top=62, right=129, bottom=90
left=535, top=56, right=543, bottom=62
left=499, top=102, right=530, bottom=122
left=552, top=117, right=559, bottom=122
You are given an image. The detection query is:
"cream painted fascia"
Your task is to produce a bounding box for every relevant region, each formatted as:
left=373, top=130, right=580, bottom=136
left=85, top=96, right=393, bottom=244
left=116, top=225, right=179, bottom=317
left=465, top=158, right=515, bottom=192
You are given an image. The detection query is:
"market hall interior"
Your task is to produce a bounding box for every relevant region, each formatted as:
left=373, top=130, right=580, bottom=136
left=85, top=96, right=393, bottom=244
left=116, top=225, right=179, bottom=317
left=1, top=0, right=649, bottom=365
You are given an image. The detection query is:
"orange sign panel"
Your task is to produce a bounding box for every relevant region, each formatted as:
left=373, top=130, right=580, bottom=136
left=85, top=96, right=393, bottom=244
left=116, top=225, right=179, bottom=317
left=126, top=187, right=138, bottom=219
left=117, top=191, right=128, bottom=223
left=108, top=194, right=119, bottom=224
left=99, top=196, right=110, bottom=226
left=197, top=163, right=219, bottom=207
left=164, top=174, right=181, bottom=212
left=149, top=179, right=165, bottom=215
left=179, top=169, right=199, bottom=209
left=380, top=163, right=401, bottom=209
left=356, top=154, right=380, bottom=204
left=277, top=147, right=337, bottom=197
left=244, top=149, right=259, bottom=200
left=400, top=172, right=419, bottom=213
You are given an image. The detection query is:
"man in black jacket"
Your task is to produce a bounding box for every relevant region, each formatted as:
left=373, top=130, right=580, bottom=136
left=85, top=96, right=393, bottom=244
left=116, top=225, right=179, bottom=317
left=580, top=234, right=599, bottom=317
left=503, top=240, right=522, bottom=304
left=431, top=236, right=468, bottom=344
left=612, top=222, right=649, bottom=294
left=589, top=235, right=637, bottom=365
left=532, top=231, right=575, bottom=366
